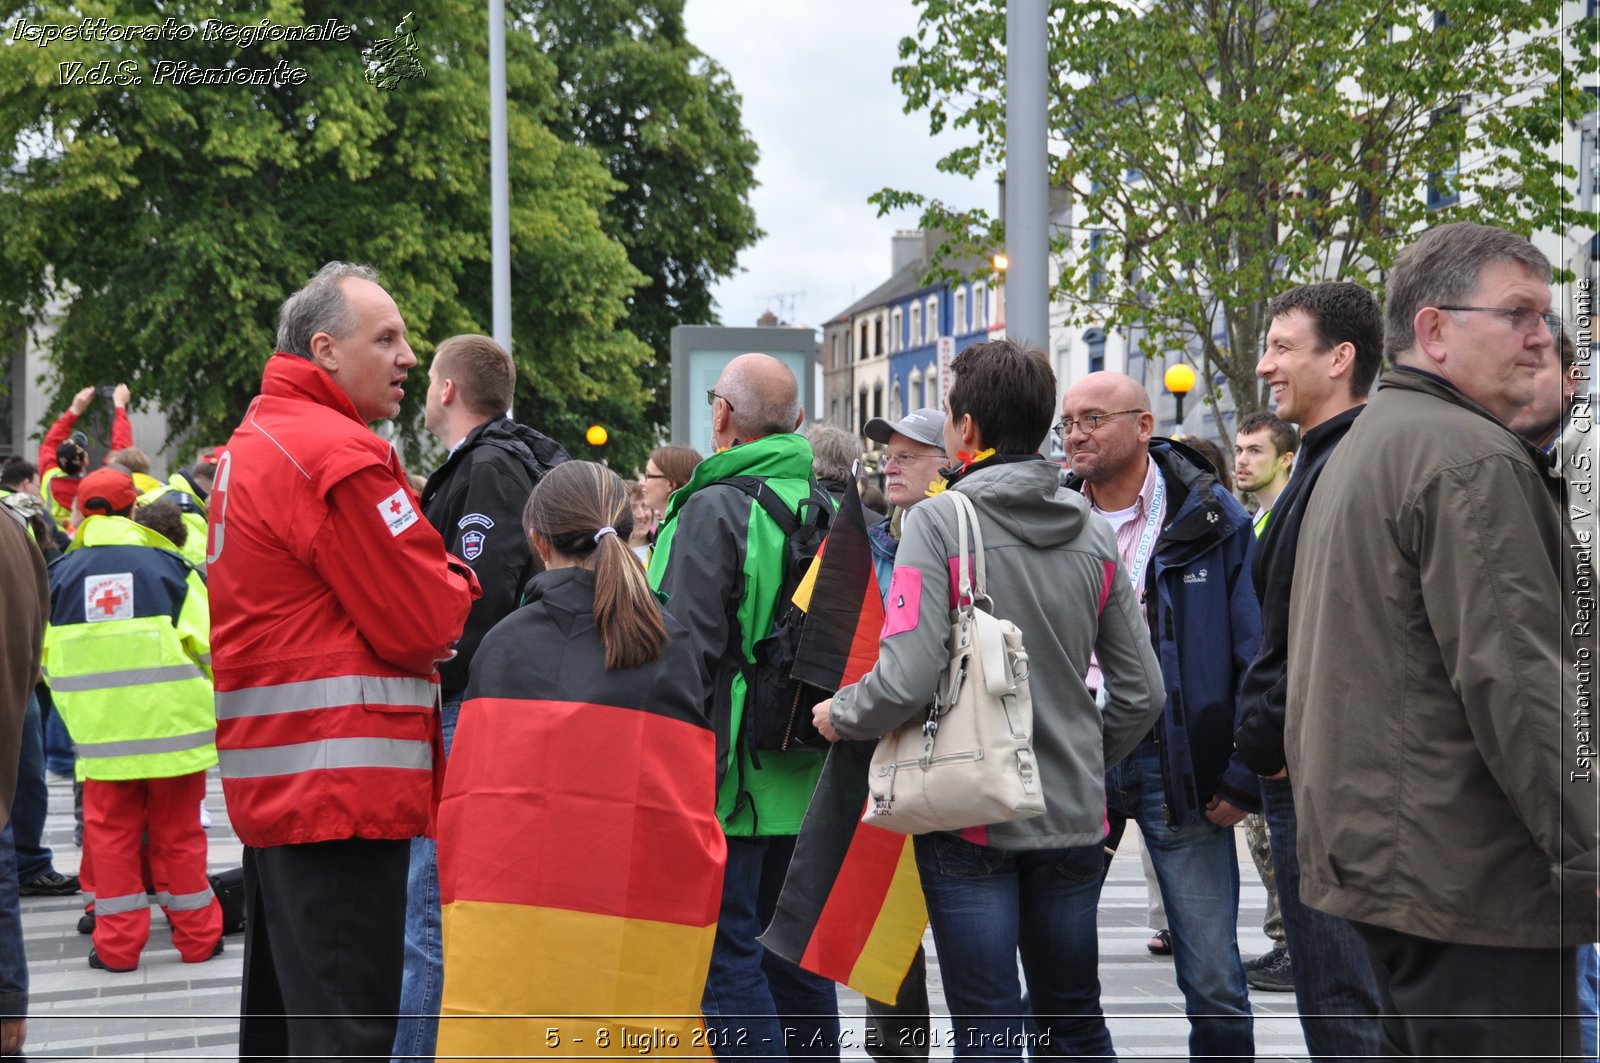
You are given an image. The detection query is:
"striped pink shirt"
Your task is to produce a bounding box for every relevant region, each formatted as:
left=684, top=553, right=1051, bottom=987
left=1084, top=456, right=1164, bottom=692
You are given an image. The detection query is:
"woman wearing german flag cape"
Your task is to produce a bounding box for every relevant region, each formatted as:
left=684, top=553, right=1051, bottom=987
left=435, top=461, right=726, bottom=1058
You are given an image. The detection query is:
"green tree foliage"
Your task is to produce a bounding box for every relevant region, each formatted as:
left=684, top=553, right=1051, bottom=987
left=876, top=0, right=1595, bottom=434
left=518, top=0, right=762, bottom=445
left=0, top=1, right=673, bottom=470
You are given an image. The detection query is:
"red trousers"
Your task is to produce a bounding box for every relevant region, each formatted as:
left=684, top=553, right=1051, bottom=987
left=82, top=771, right=220, bottom=969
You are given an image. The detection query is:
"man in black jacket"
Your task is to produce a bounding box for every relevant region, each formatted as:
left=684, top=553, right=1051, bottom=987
left=1233, top=281, right=1383, bottom=1059
left=392, top=333, right=567, bottom=1061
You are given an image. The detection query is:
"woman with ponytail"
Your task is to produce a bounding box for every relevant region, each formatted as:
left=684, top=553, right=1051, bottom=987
left=432, top=462, right=726, bottom=1056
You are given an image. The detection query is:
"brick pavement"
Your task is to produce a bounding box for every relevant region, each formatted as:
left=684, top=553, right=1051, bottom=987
left=17, top=770, right=1310, bottom=1059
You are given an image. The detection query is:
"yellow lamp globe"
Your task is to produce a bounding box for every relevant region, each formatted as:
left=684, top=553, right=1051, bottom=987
left=1164, top=363, right=1197, bottom=396
left=585, top=424, right=608, bottom=446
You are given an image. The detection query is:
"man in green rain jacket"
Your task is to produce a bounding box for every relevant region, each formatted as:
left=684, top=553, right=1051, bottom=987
left=648, top=353, right=839, bottom=1059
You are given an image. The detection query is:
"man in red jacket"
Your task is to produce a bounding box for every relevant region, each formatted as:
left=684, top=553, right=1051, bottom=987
left=208, top=262, right=477, bottom=1059
left=38, top=383, right=133, bottom=532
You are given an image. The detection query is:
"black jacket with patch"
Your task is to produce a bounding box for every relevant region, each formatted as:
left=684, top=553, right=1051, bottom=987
left=421, top=416, right=568, bottom=697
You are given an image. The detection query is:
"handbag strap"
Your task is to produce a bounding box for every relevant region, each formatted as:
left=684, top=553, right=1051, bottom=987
left=947, top=490, right=988, bottom=609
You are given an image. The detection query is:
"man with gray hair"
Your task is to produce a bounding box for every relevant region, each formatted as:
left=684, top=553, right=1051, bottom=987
left=1288, top=223, right=1595, bottom=1057
left=648, top=353, right=840, bottom=1060
left=210, top=262, right=477, bottom=1058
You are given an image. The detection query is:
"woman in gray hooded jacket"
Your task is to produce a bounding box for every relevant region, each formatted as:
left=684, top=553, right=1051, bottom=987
left=816, top=339, right=1164, bottom=1060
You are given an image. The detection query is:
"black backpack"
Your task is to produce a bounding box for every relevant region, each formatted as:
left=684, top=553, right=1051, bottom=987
left=721, top=476, right=836, bottom=755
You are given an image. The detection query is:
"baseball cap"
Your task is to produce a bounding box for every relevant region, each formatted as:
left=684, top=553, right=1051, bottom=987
left=196, top=446, right=225, bottom=466
left=863, top=408, right=947, bottom=450
left=77, top=468, right=138, bottom=517
left=57, top=431, right=90, bottom=474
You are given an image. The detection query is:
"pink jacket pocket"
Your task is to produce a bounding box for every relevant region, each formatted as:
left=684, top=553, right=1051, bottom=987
left=881, top=567, right=923, bottom=638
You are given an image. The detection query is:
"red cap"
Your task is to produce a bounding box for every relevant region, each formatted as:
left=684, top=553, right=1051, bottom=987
left=198, top=446, right=225, bottom=466
left=77, top=468, right=139, bottom=517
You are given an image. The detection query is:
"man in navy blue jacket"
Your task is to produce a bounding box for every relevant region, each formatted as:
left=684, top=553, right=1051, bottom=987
left=1062, top=371, right=1262, bottom=1063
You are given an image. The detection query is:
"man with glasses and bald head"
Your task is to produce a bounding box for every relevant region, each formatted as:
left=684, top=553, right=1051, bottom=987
left=1058, top=371, right=1262, bottom=1062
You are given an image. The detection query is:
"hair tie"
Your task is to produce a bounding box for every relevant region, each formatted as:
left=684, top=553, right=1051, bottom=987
left=593, top=526, right=617, bottom=543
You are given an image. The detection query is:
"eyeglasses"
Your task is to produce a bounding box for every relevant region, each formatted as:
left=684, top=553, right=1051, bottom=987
left=1053, top=408, right=1146, bottom=444
left=706, top=389, right=734, bottom=414
left=1435, top=305, right=1562, bottom=338
left=884, top=449, right=946, bottom=468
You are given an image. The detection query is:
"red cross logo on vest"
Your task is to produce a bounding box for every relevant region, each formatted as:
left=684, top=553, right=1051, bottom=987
left=390, top=498, right=403, bottom=515
left=84, top=573, right=135, bottom=623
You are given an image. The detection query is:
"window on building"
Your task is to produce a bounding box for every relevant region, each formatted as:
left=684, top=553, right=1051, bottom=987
left=858, top=389, right=869, bottom=428
left=1427, top=103, right=1462, bottom=210
left=830, top=398, right=839, bottom=426
left=909, top=304, right=921, bottom=346
left=927, top=365, right=938, bottom=410
left=1085, top=329, right=1107, bottom=375
left=891, top=308, right=903, bottom=352
left=973, top=283, right=987, bottom=329
left=891, top=380, right=903, bottom=420
left=907, top=371, right=921, bottom=415
left=925, top=296, right=939, bottom=342
left=876, top=315, right=886, bottom=355
left=873, top=382, right=884, bottom=420
left=954, top=289, right=968, bottom=335
left=858, top=323, right=868, bottom=361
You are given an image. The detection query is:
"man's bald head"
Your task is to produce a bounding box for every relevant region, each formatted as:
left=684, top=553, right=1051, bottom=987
left=1059, top=371, right=1155, bottom=487
left=1070, top=371, right=1151, bottom=412
left=712, top=353, right=803, bottom=448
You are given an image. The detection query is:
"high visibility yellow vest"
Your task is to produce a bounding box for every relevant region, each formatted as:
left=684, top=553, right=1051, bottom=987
left=136, top=477, right=209, bottom=570
left=42, top=515, right=216, bottom=782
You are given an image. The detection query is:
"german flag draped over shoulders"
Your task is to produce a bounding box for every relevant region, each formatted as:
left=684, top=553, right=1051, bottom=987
left=435, top=567, right=725, bottom=1059
left=760, top=477, right=928, bottom=1004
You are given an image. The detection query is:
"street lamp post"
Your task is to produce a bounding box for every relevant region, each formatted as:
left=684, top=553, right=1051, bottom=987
left=1164, top=363, right=1196, bottom=436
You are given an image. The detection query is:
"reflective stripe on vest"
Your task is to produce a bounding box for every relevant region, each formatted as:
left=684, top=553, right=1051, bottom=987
left=214, top=675, right=435, bottom=721
left=49, top=663, right=207, bottom=693
left=75, top=729, right=216, bottom=759
left=154, top=886, right=215, bottom=911
left=218, top=736, right=431, bottom=779
left=96, top=892, right=149, bottom=916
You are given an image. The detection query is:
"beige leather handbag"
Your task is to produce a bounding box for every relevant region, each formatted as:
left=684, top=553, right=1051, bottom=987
left=861, top=489, right=1044, bottom=835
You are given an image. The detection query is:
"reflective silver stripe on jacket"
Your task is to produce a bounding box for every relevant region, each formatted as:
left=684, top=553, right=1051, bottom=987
left=49, top=663, right=207, bottom=693
left=75, top=729, right=216, bottom=759
left=154, top=886, right=216, bottom=911
left=95, top=892, right=149, bottom=915
left=214, top=675, right=435, bottom=721
left=218, top=737, right=432, bottom=779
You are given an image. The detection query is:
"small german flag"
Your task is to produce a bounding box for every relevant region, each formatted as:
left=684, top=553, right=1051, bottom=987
left=435, top=696, right=724, bottom=1058
left=760, top=477, right=928, bottom=1004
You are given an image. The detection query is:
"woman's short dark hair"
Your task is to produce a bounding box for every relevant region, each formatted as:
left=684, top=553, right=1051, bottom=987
left=946, top=339, right=1057, bottom=455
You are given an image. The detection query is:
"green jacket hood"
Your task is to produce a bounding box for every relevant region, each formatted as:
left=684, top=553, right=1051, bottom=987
left=664, top=433, right=814, bottom=524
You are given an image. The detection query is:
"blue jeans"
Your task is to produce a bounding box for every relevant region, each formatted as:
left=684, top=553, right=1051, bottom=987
left=39, top=683, right=74, bottom=778
left=1259, top=777, right=1381, bottom=1062
left=916, top=833, right=1111, bottom=1061
left=1580, top=944, right=1598, bottom=1062
left=391, top=696, right=460, bottom=1063
left=702, top=834, right=840, bottom=1062
left=11, top=693, right=56, bottom=882
left=1102, top=738, right=1252, bottom=1062
left=0, top=820, right=27, bottom=1021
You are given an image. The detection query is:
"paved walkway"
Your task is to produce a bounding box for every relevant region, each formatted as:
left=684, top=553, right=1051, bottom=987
left=18, top=770, right=1309, bottom=1059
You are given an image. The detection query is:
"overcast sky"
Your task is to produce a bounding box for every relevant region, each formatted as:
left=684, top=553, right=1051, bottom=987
left=680, top=0, right=997, bottom=332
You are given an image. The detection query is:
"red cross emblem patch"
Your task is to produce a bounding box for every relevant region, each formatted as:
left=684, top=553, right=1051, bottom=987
left=84, top=573, right=135, bottom=623
left=378, top=487, right=419, bottom=537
